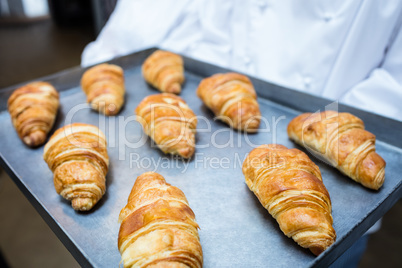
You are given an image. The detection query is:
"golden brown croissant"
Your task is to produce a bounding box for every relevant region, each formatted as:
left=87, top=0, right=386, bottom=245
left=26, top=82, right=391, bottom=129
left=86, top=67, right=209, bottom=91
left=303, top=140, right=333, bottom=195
left=81, top=63, right=125, bottom=115
left=196, top=72, right=261, bottom=132
left=7, top=81, right=59, bottom=147
left=135, top=93, right=197, bottom=158
left=142, top=50, right=185, bottom=94
left=118, top=172, right=203, bottom=268
left=287, top=111, right=386, bottom=190
left=43, top=123, right=109, bottom=211
left=242, top=144, right=336, bottom=255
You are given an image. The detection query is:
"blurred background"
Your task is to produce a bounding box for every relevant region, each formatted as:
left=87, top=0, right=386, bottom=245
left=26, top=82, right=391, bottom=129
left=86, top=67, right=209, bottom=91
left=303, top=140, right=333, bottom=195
left=0, top=0, right=117, bottom=88
left=0, top=0, right=401, bottom=267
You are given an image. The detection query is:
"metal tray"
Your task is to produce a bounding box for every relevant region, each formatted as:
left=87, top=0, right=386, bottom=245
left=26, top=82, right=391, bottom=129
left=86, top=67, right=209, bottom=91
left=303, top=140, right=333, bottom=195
left=0, top=48, right=401, bottom=268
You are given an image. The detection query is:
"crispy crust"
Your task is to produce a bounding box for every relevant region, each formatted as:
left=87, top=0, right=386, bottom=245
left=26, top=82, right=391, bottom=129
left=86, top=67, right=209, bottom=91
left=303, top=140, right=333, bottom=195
left=118, top=172, right=203, bottom=268
left=287, top=111, right=386, bottom=190
left=196, top=72, right=260, bottom=132
left=43, top=123, right=109, bottom=211
left=135, top=93, right=197, bottom=158
left=142, top=50, right=184, bottom=94
left=242, top=144, right=336, bottom=255
left=7, top=81, right=59, bottom=147
left=81, top=63, right=125, bottom=115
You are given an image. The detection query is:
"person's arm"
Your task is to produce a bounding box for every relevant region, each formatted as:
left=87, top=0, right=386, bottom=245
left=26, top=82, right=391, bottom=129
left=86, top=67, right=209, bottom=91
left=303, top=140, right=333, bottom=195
left=340, top=19, right=402, bottom=121
left=81, top=0, right=191, bottom=67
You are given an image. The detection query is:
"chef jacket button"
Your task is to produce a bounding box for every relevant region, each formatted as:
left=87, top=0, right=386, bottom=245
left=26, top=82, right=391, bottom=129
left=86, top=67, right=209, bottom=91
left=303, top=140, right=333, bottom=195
left=257, top=0, right=267, bottom=8
left=304, top=76, right=312, bottom=87
left=244, top=56, right=251, bottom=65
left=323, top=13, right=334, bottom=22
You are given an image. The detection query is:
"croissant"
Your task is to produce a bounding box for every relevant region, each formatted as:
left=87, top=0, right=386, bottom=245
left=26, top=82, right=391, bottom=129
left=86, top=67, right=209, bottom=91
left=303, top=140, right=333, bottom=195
left=135, top=93, right=197, bottom=158
left=287, top=111, right=386, bottom=190
left=7, top=81, right=59, bottom=147
left=196, top=72, right=261, bottom=132
left=81, top=63, right=125, bottom=115
left=118, top=172, right=203, bottom=268
left=142, top=50, right=185, bottom=94
left=242, top=144, right=336, bottom=255
left=43, top=123, right=109, bottom=211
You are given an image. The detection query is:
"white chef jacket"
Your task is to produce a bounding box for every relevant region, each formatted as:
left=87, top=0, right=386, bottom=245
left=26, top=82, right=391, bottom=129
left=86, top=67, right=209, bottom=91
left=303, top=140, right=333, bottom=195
left=82, top=0, right=402, bottom=122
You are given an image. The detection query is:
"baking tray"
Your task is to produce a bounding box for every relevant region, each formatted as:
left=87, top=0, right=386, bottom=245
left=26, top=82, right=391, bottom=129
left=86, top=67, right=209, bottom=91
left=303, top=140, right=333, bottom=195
left=0, top=47, right=401, bottom=268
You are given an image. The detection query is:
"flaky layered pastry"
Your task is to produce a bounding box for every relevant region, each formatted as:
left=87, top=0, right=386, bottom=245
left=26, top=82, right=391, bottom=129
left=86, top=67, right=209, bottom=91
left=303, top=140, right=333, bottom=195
left=288, top=111, right=386, bottom=190
left=118, top=172, right=203, bottom=268
left=81, top=63, right=125, bottom=115
left=196, top=72, right=260, bottom=132
left=142, top=50, right=185, bottom=94
left=43, top=123, right=109, bottom=211
left=242, top=144, right=336, bottom=255
left=8, top=81, right=59, bottom=147
left=135, top=93, right=197, bottom=158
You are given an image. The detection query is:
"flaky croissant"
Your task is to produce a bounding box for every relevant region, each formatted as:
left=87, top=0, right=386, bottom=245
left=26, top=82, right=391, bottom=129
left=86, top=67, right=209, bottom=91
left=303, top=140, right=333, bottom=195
left=196, top=72, right=261, bottom=132
left=242, top=144, right=336, bottom=255
left=81, top=63, right=125, bottom=115
left=118, top=172, right=203, bottom=268
left=135, top=93, right=197, bottom=158
left=288, top=111, right=386, bottom=190
left=142, top=50, right=185, bottom=94
left=7, top=81, right=59, bottom=147
left=43, top=123, right=109, bottom=211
